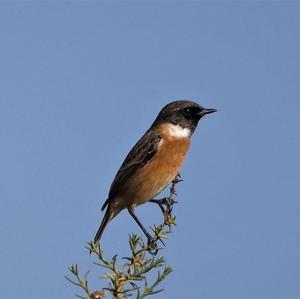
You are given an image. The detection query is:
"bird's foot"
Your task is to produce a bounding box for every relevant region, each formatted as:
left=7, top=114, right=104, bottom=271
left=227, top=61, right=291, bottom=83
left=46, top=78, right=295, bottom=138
left=146, top=236, right=159, bottom=255
left=150, top=197, right=177, bottom=212
left=146, top=234, right=165, bottom=255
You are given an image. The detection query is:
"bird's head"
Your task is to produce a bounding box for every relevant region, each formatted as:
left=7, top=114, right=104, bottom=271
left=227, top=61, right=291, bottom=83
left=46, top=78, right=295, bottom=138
left=152, top=100, right=217, bottom=135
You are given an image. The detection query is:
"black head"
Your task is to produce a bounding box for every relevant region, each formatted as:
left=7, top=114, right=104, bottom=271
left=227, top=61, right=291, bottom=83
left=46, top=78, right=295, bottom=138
left=152, top=100, right=217, bottom=134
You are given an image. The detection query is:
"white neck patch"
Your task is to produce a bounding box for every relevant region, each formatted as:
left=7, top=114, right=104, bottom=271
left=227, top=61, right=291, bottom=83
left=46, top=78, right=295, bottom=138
left=167, top=123, right=191, bottom=138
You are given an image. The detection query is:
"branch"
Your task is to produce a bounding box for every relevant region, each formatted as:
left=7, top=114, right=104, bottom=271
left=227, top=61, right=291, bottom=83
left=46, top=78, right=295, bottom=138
left=66, top=175, right=182, bottom=299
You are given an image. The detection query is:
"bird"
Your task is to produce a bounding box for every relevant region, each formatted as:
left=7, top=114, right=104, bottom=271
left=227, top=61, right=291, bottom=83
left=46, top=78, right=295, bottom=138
left=93, top=100, right=216, bottom=245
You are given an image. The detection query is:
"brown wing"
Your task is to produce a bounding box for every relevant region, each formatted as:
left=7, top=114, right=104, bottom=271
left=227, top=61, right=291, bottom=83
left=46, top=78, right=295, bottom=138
left=101, top=129, right=162, bottom=211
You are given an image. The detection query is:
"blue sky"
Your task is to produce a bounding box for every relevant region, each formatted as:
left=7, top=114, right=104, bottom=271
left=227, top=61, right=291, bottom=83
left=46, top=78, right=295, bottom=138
left=1, top=2, right=299, bottom=299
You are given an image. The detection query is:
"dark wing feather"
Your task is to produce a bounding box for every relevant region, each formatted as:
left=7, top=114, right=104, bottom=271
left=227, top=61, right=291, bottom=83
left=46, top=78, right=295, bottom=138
left=101, top=130, right=162, bottom=211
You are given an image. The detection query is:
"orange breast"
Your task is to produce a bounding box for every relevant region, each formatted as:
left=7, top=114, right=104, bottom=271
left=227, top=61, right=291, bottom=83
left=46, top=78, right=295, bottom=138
left=125, top=125, right=191, bottom=206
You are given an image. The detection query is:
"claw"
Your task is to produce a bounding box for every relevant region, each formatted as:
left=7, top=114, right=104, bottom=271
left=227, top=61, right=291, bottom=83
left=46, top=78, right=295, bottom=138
left=146, top=235, right=165, bottom=255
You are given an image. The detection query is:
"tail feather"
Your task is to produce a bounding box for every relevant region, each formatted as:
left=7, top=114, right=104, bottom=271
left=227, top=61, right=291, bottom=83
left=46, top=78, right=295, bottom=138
left=101, top=198, right=110, bottom=211
left=94, top=209, right=112, bottom=244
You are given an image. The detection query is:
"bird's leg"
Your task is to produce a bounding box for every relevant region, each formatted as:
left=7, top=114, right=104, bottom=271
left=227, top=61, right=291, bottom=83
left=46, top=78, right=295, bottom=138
left=150, top=197, right=176, bottom=208
left=128, top=208, right=154, bottom=243
left=150, top=173, right=182, bottom=216
left=127, top=208, right=165, bottom=249
left=149, top=198, right=166, bottom=214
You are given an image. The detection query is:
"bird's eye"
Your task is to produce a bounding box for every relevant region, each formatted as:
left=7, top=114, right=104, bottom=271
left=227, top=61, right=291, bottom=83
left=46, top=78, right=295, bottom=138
left=183, top=107, right=192, bottom=116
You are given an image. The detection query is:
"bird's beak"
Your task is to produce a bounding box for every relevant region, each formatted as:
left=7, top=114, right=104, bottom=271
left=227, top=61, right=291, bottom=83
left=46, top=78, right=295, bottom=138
left=198, top=108, right=217, bottom=117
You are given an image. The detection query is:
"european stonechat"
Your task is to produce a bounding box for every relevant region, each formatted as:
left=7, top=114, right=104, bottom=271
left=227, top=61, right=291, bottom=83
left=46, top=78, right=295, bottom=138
left=93, top=100, right=216, bottom=244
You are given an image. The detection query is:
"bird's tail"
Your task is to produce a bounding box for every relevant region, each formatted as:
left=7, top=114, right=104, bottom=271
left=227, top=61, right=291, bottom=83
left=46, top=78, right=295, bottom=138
left=93, top=208, right=112, bottom=244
